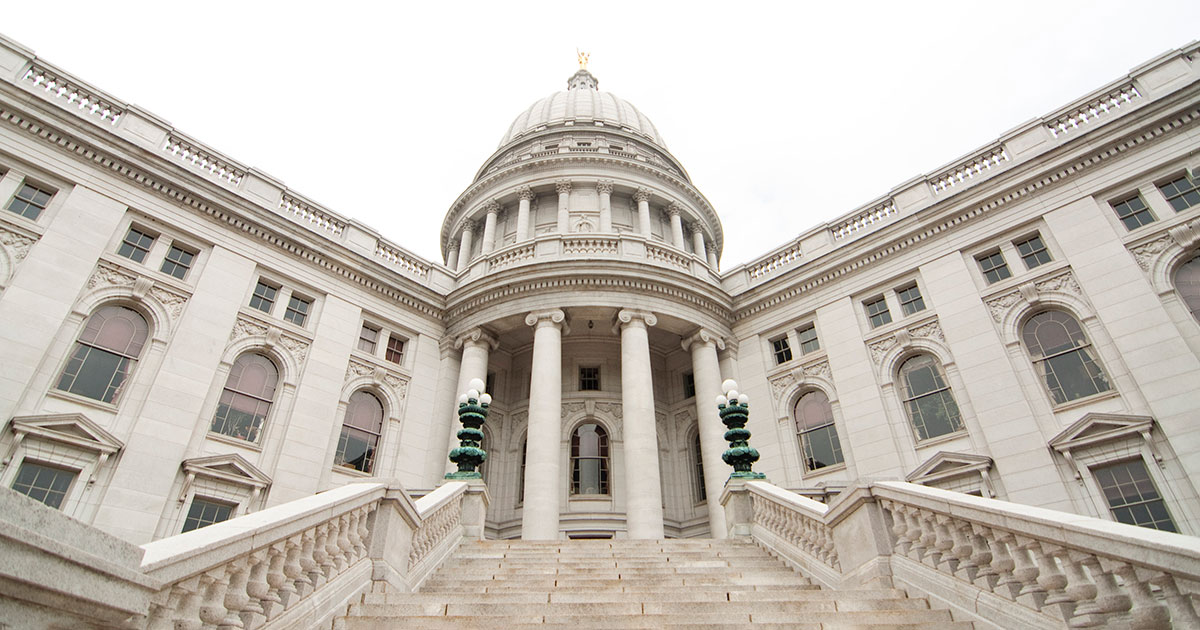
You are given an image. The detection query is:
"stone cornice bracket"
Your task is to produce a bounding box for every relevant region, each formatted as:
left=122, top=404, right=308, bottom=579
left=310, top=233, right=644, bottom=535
left=613, top=309, right=657, bottom=333
left=517, top=185, right=535, bottom=201
left=596, top=180, right=614, bottom=195
left=633, top=187, right=651, bottom=203
left=484, top=200, right=501, bottom=214
left=555, top=180, right=572, bottom=194
left=681, top=328, right=726, bottom=352
left=454, top=327, right=499, bottom=351
left=525, top=309, right=569, bottom=335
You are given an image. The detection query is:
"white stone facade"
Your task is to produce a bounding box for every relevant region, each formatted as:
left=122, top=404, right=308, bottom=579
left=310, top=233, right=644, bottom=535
left=1, top=32, right=1199, bottom=546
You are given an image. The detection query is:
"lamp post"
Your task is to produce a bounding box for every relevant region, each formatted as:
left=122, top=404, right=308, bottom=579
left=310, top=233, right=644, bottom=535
left=446, top=377, right=491, bottom=480
left=716, top=379, right=765, bottom=480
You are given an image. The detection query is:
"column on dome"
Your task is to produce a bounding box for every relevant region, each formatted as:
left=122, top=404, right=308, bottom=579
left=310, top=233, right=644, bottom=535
left=446, top=239, right=460, bottom=270
left=690, top=223, right=707, bottom=260
left=556, top=180, right=571, bottom=234
left=667, top=203, right=687, bottom=249
left=522, top=309, right=568, bottom=539
left=615, top=309, right=665, bottom=539
left=516, top=185, right=534, bottom=241
left=481, top=200, right=500, bottom=254
left=444, top=328, right=499, bottom=474
left=683, top=329, right=730, bottom=537
left=634, top=188, right=652, bottom=237
left=457, top=220, right=476, bottom=272
left=597, top=180, right=614, bottom=233
left=707, top=243, right=719, bottom=270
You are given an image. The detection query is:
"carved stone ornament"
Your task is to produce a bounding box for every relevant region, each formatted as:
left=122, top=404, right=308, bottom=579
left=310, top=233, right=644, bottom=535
left=983, top=269, right=1084, bottom=323
left=867, top=318, right=945, bottom=365
left=525, top=309, right=568, bottom=333
left=555, top=179, right=572, bottom=195
left=483, top=200, right=501, bottom=214
left=0, top=226, right=36, bottom=263
left=596, top=180, right=614, bottom=195
left=681, top=328, right=726, bottom=352
left=594, top=401, right=623, bottom=420
left=615, top=309, right=657, bottom=330
left=86, top=261, right=190, bottom=321
left=1130, top=235, right=1173, bottom=271
left=517, top=186, right=535, bottom=201
left=633, top=187, right=651, bottom=203
left=229, top=314, right=310, bottom=365
left=769, top=372, right=797, bottom=401
left=454, top=327, right=499, bottom=351
left=560, top=402, right=586, bottom=419
left=344, top=358, right=409, bottom=399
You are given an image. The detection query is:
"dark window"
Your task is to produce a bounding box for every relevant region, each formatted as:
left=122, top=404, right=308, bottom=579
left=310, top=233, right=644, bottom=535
left=56, top=306, right=149, bottom=403
left=1022, top=311, right=1111, bottom=405
left=211, top=353, right=279, bottom=442
left=486, top=372, right=497, bottom=396
left=518, top=438, right=527, bottom=504
left=385, top=335, right=405, bottom=364
left=283, top=295, right=310, bottom=326
left=160, top=243, right=196, bottom=279
left=798, top=324, right=820, bottom=355
left=864, top=297, right=892, bottom=328
left=11, top=461, right=76, bottom=509
left=896, top=285, right=925, bottom=316
left=5, top=183, right=53, bottom=220
left=182, top=497, right=235, bottom=533
left=1111, top=195, right=1155, bottom=230
left=977, top=251, right=1011, bottom=284
left=1093, top=460, right=1176, bottom=532
left=579, top=366, right=601, bottom=391
left=899, top=355, right=964, bottom=441
left=693, top=432, right=706, bottom=502
left=771, top=336, right=793, bottom=364
left=794, top=390, right=843, bottom=471
left=570, top=424, right=609, bottom=495
left=682, top=372, right=696, bottom=398
left=358, top=324, right=379, bottom=353
left=117, top=226, right=155, bottom=263
left=248, top=281, right=277, bottom=313
left=1158, top=174, right=1200, bottom=212
left=335, top=391, right=384, bottom=473
left=1015, top=235, right=1052, bottom=269
left=1174, top=254, right=1200, bottom=322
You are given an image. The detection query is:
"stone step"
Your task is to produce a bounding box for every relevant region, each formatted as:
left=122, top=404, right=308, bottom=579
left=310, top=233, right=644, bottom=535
left=419, top=575, right=815, bottom=590
left=342, top=611, right=965, bottom=629
left=363, top=588, right=909, bottom=606
left=419, top=583, right=823, bottom=594
left=350, top=599, right=935, bottom=618
left=437, top=567, right=799, bottom=579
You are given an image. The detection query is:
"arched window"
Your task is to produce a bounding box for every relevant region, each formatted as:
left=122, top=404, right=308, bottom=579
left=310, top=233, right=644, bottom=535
left=570, top=423, right=609, bottom=495
left=56, top=306, right=149, bottom=403
left=899, top=355, right=964, bottom=441
left=794, top=390, right=843, bottom=471
left=1174, top=253, right=1200, bottom=322
left=335, top=391, right=384, bottom=473
left=692, top=432, right=706, bottom=502
left=1022, top=311, right=1111, bottom=405
left=211, top=354, right=279, bottom=443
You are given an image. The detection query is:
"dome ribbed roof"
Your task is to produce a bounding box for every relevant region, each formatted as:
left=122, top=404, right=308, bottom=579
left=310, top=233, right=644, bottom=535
left=498, top=69, right=666, bottom=149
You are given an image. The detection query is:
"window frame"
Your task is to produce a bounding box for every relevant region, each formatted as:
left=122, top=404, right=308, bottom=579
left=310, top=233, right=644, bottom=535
left=10, top=459, right=79, bottom=510
left=282, top=293, right=312, bottom=327
left=1090, top=458, right=1178, bottom=532
left=569, top=422, right=611, bottom=496
left=159, top=242, right=198, bottom=280
left=797, top=323, right=820, bottom=355
left=4, top=180, right=56, bottom=221
left=54, top=305, right=151, bottom=405
left=1156, top=172, right=1200, bottom=213
left=334, top=390, right=386, bottom=474
left=896, top=284, right=926, bottom=317
left=793, top=389, right=844, bottom=473
left=245, top=274, right=321, bottom=331
left=354, top=318, right=412, bottom=369
left=578, top=366, right=601, bottom=391
left=897, top=353, right=966, bottom=442
left=976, top=250, right=1012, bottom=284
left=1014, top=234, right=1053, bottom=270
left=1020, top=309, right=1112, bottom=407
left=1109, top=193, right=1157, bottom=231
left=770, top=335, right=793, bottom=364
left=209, top=352, right=280, bottom=444
left=181, top=496, right=237, bottom=533
left=116, top=225, right=157, bottom=264
left=863, top=295, right=892, bottom=328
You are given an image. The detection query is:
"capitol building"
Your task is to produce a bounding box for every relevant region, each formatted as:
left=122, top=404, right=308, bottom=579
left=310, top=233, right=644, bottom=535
left=1, top=31, right=1200, bottom=630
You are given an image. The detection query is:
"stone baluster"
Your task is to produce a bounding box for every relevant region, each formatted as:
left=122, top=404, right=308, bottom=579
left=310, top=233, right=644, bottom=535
left=666, top=203, right=686, bottom=249
left=597, top=181, right=614, bottom=232
left=1057, top=550, right=1102, bottom=626
left=347, top=508, right=366, bottom=559
left=1011, top=536, right=1047, bottom=609
left=897, top=505, right=925, bottom=560
left=915, top=510, right=939, bottom=565
left=1080, top=556, right=1132, bottom=625
left=555, top=180, right=571, bottom=233
left=284, top=534, right=311, bottom=601
left=457, top=220, right=476, bottom=272
left=931, top=514, right=957, bottom=572
left=1150, top=572, right=1200, bottom=627
left=335, top=513, right=354, bottom=569
left=147, top=579, right=201, bottom=630
left=263, top=543, right=290, bottom=616
left=1115, top=564, right=1171, bottom=630
left=221, top=558, right=251, bottom=629
left=516, top=186, right=534, bottom=241
left=989, top=531, right=1023, bottom=599
left=1031, top=542, right=1073, bottom=620
left=481, top=200, right=500, bottom=254
left=242, top=550, right=271, bottom=624
left=634, top=188, right=652, bottom=237
left=947, top=519, right=978, bottom=579
left=197, top=570, right=231, bottom=629
left=357, top=506, right=372, bottom=556
left=966, top=523, right=997, bottom=589
left=299, top=530, right=321, bottom=592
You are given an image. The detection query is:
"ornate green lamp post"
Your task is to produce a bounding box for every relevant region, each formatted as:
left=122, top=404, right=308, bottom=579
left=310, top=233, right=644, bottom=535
left=446, top=377, right=490, bottom=480
left=716, top=379, right=765, bottom=480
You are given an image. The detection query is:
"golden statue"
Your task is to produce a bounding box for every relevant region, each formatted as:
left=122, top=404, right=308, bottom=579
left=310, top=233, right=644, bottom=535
left=577, top=49, right=590, bottom=70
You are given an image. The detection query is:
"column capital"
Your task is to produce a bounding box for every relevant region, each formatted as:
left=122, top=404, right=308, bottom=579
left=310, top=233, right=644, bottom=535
left=461, top=219, right=477, bottom=232
left=447, top=238, right=460, bottom=248
left=555, top=180, right=572, bottom=195
left=682, top=328, right=726, bottom=352
left=667, top=201, right=686, bottom=217
left=525, top=309, right=569, bottom=334
left=454, top=327, right=499, bottom=351
left=689, top=221, right=705, bottom=235
left=517, top=185, right=535, bottom=201
left=614, top=309, right=657, bottom=333
left=596, top=180, right=614, bottom=195
left=633, top=187, right=651, bottom=203
left=484, top=199, right=501, bottom=214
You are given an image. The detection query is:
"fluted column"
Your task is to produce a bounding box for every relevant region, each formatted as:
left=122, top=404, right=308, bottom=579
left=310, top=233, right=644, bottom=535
left=445, top=328, right=498, bottom=474
left=667, top=203, right=686, bottom=249
left=634, top=188, right=652, bottom=237
left=446, top=239, right=460, bottom=270
left=683, top=329, right=729, bottom=537
left=691, top=223, right=707, bottom=260
left=481, top=201, right=500, bottom=254
left=516, top=186, right=534, bottom=241
left=616, top=310, right=665, bottom=539
left=706, top=243, right=719, bottom=270
left=522, top=309, right=568, bottom=539
left=597, top=181, right=614, bottom=233
left=456, top=220, right=476, bottom=272
left=556, top=180, right=571, bottom=234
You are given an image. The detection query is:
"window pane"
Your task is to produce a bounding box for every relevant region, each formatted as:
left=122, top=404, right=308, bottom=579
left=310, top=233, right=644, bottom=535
left=794, top=390, right=834, bottom=432
left=182, top=498, right=235, bottom=532
left=772, top=337, right=792, bottom=364
left=1158, top=175, right=1200, bottom=212
left=864, top=297, right=892, bottom=328
left=570, top=424, right=609, bottom=494
left=117, top=227, right=155, bottom=263
left=284, top=295, right=310, bottom=326
left=11, top=461, right=76, bottom=509
left=358, top=325, right=379, bottom=353
left=798, top=325, right=820, bottom=354
left=900, top=355, right=962, bottom=440
left=1093, top=460, right=1176, bottom=532
left=977, top=252, right=1011, bottom=284
left=386, top=336, right=404, bottom=363
left=1174, top=254, right=1200, bottom=322
left=693, top=433, right=705, bottom=501
left=160, top=244, right=195, bottom=279
left=1111, top=196, right=1155, bottom=230
left=897, top=285, right=925, bottom=316
left=249, top=281, right=277, bottom=313
left=55, top=307, right=148, bottom=404
left=335, top=426, right=379, bottom=473
left=1023, top=311, right=1111, bottom=404
left=801, top=423, right=843, bottom=471
left=345, top=391, right=384, bottom=432
left=1015, top=235, right=1052, bottom=269
left=212, top=354, right=278, bottom=442
left=6, top=183, right=53, bottom=220
left=579, top=367, right=600, bottom=390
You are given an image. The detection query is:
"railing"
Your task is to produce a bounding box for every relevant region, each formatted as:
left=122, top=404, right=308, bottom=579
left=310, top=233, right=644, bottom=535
left=746, top=240, right=803, bottom=280
left=163, top=135, right=247, bottom=186
left=22, top=64, right=123, bottom=126
left=1047, top=83, right=1141, bottom=138
left=375, top=240, right=432, bottom=280
left=280, top=193, right=347, bottom=237
left=646, top=242, right=691, bottom=271
left=488, top=243, right=536, bottom=271
left=930, top=145, right=1010, bottom=194
left=724, top=479, right=1200, bottom=630
left=474, top=233, right=715, bottom=282
left=562, top=236, right=619, bottom=255
left=830, top=200, right=898, bottom=240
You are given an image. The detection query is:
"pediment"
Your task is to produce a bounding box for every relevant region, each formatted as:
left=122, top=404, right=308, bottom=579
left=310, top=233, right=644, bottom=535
left=1048, top=413, right=1153, bottom=453
left=9, top=413, right=122, bottom=454
left=907, top=451, right=992, bottom=483
left=182, top=453, right=271, bottom=488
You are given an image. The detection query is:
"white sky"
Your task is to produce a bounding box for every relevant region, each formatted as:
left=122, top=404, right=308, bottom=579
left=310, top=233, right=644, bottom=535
left=5, top=2, right=1199, bottom=268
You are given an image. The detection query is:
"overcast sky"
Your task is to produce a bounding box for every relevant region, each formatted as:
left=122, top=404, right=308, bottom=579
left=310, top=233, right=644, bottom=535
left=5, top=2, right=1199, bottom=268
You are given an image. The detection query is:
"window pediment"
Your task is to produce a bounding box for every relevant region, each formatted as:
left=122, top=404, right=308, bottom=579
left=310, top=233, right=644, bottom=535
left=906, top=451, right=993, bottom=484
left=181, top=453, right=271, bottom=489
left=7, top=413, right=123, bottom=456
left=1048, top=412, right=1154, bottom=454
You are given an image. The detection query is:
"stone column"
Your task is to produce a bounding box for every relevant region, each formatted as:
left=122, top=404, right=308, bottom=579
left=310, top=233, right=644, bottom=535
left=597, top=181, right=614, bottom=233
left=481, top=200, right=500, bottom=254
left=667, top=203, right=687, bottom=249
left=615, top=310, right=665, bottom=539
left=426, top=336, right=462, bottom=485
left=445, top=328, right=499, bottom=475
left=556, top=180, right=571, bottom=234
left=691, top=223, right=707, bottom=260
left=683, top=329, right=729, bottom=537
left=634, top=188, right=652, bottom=237
left=706, top=243, right=719, bottom=270
left=516, top=186, right=534, bottom=241
left=456, top=220, right=476, bottom=272
left=522, top=309, right=568, bottom=539
left=446, top=239, right=460, bottom=270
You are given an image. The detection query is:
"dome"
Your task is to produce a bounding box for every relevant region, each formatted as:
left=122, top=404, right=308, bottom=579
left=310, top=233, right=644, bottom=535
left=498, top=69, right=666, bottom=149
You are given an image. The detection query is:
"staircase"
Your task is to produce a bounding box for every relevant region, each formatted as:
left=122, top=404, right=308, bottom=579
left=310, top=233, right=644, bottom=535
left=339, top=538, right=972, bottom=629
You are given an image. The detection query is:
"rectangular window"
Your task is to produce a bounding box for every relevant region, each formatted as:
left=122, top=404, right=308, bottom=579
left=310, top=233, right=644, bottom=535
left=248, top=281, right=278, bottom=313
left=358, top=324, right=379, bottom=353
left=385, top=335, right=405, bottom=364
left=117, top=226, right=156, bottom=263
left=1092, top=460, right=1177, bottom=532
left=1111, top=195, right=1156, bottom=230
left=283, top=295, right=311, bottom=326
left=160, top=243, right=196, bottom=279
left=797, top=324, right=820, bottom=355
left=1159, top=174, right=1200, bottom=212
left=1015, top=235, right=1052, bottom=269
left=486, top=372, right=497, bottom=396
left=976, top=251, right=1012, bottom=284
left=771, top=336, right=793, bottom=364
left=896, top=284, right=926, bottom=316
left=182, top=497, right=236, bottom=533
left=864, top=296, right=892, bottom=328
left=11, top=461, right=76, bottom=509
left=579, top=366, right=601, bottom=391
left=5, top=183, right=53, bottom=220
left=682, top=372, right=696, bottom=398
